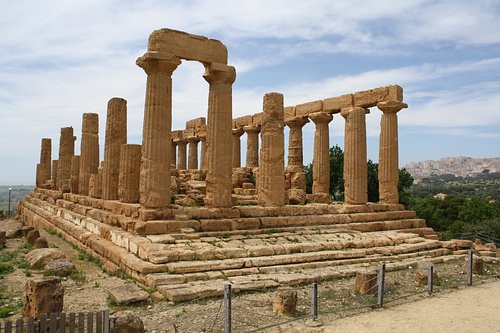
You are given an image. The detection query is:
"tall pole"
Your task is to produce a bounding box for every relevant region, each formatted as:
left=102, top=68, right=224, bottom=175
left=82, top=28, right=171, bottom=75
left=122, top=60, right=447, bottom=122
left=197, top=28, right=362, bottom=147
left=8, top=188, right=12, bottom=217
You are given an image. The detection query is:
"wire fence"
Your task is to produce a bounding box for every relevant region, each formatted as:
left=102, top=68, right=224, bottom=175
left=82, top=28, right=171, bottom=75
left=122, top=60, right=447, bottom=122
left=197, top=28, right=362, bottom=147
left=141, top=248, right=500, bottom=333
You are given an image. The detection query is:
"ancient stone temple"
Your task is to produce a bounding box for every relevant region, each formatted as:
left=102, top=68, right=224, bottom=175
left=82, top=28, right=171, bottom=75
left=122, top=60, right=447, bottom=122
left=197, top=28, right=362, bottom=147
left=20, top=28, right=458, bottom=303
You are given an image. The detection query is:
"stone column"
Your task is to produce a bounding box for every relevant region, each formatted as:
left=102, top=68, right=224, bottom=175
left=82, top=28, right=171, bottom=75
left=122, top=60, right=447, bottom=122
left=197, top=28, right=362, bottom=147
left=175, top=138, right=188, bottom=170
left=309, top=112, right=332, bottom=200
left=257, top=92, right=285, bottom=207
left=203, top=63, right=236, bottom=207
left=187, top=136, right=199, bottom=169
left=78, top=113, right=100, bottom=196
left=70, top=155, right=80, bottom=193
left=377, top=101, right=407, bottom=204
left=37, top=138, right=52, bottom=187
left=136, top=52, right=181, bottom=209
left=243, top=125, right=260, bottom=168
left=119, top=144, right=141, bottom=203
left=51, top=160, right=58, bottom=189
left=170, top=140, right=177, bottom=168
left=102, top=97, right=127, bottom=200
left=232, top=128, right=244, bottom=168
left=285, top=117, right=309, bottom=193
left=341, top=107, right=368, bottom=204
left=57, top=127, right=76, bottom=192
left=198, top=134, right=207, bottom=170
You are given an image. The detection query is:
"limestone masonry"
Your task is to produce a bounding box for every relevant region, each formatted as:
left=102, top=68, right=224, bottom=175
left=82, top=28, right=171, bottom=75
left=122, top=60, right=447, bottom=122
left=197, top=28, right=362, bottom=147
left=20, top=28, right=495, bottom=302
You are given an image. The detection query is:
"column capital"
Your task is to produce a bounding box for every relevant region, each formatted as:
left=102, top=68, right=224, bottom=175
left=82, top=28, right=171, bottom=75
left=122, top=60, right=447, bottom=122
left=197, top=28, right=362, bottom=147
left=243, top=125, right=261, bottom=134
left=203, top=63, right=236, bottom=85
left=173, top=137, right=188, bottom=145
left=309, top=112, right=332, bottom=125
left=341, top=106, right=368, bottom=118
left=187, top=136, right=200, bottom=144
left=377, top=100, right=408, bottom=114
left=232, top=128, right=245, bottom=137
left=136, top=52, right=181, bottom=75
left=285, top=116, right=309, bottom=129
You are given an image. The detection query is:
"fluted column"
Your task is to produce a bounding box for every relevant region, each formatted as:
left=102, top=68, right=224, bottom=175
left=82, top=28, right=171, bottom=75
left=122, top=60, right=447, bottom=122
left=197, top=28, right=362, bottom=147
left=187, top=136, right=199, bottom=169
left=78, top=113, right=99, bottom=195
left=51, top=160, right=58, bottom=189
left=70, top=155, right=80, bottom=193
left=119, top=144, right=141, bottom=203
left=203, top=63, right=236, bottom=207
left=309, top=112, right=332, bottom=198
left=257, top=92, right=285, bottom=207
left=136, top=52, right=181, bottom=209
left=341, top=107, right=368, bottom=204
left=175, top=138, right=188, bottom=170
left=232, top=128, right=244, bottom=168
left=377, top=101, right=407, bottom=204
left=286, top=117, right=309, bottom=168
left=37, top=138, right=52, bottom=187
left=102, top=97, right=127, bottom=200
left=243, top=125, right=260, bottom=168
left=170, top=141, right=177, bottom=168
left=57, top=127, right=76, bottom=192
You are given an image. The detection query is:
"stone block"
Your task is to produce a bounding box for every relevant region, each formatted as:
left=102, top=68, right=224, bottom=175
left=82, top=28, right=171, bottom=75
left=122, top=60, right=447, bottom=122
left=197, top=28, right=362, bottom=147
left=272, top=290, right=297, bottom=315
left=323, top=94, right=353, bottom=112
left=295, top=100, right=323, bottom=117
left=235, top=115, right=252, bottom=128
left=200, top=219, right=232, bottom=232
left=108, top=283, right=149, bottom=305
left=23, top=277, right=64, bottom=319
left=354, top=86, right=391, bottom=107
left=388, top=84, right=404, bottom=101
left=284, top=106, right=296, bottom=121
left=252, top=112, right=263, bottom=126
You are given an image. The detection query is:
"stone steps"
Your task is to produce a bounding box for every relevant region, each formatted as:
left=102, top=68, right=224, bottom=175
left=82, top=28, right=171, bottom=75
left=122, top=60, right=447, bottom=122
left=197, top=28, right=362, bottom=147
left=19, top=188, right=454, bottom=303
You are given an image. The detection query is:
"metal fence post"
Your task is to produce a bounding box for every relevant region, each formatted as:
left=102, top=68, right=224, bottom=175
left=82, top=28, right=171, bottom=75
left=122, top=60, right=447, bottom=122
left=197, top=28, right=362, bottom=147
left=310, top=283, right=318, bottom=319
left=224, top=284, right=232, bottom=333
left=467, top=250, right=473, bottom=286
left=377, top=263, right=386, bottom=307
left=427, top=265, right=434, bottom=295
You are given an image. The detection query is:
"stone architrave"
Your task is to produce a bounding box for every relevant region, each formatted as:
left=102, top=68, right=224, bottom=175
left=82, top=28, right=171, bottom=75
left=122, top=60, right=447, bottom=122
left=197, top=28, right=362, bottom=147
left=377, top=100, right=407, bottom=204
left=203, top=63, right=236, bottom=207
left=257, top=92, right=285, bottom=207
left=136, top=52, right=181, bottom=209
left=78, top=113, right=100, bottom=195
left=57, top=127, right=76, bottom=192
left=187, top=136, right=199, bottom=169
left=51, top=160, right=58, bottom=189
left=119, top=144, right=142, bottom=203
left=309, top=112, right=333, bottom=197
left=232, top=128, right=244, bottom=168
left=243, top=125, right=260, bottom=168
left=175, top=138, right=188, bottom=170
left=102, top=97, right=127, bottom=200
left=341, top=107, right=368, bottom=204
left=37, top=138, right=52, bottom=187
left=70, top=155, right=80, bottom=193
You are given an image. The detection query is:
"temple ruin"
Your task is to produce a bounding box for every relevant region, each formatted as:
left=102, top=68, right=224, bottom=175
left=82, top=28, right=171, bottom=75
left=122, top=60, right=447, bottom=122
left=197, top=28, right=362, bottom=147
left=20, top=28, right=456, bottom=302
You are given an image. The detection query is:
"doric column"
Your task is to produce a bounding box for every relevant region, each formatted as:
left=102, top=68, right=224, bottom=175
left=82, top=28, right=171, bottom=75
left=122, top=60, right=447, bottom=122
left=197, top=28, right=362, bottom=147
left=203, top=63, right=236, bottom=207
left=37, top=138, right=52, bottom=187
left=257, top=92, right=285, bottom=207
left=243, top=125, right=260, bottom=168
left=57, top=127, right=76, bottom=192
left=175, top=138, right=188, bottom=170
left=198, top=134, right=207, bottom=170
left=102, top=97, right=127, bottom=200
left=119, top=144, right=141, bottom=203
left=341, top=107, right=368, bottom=204
left=51, top=160, right=58, bottom=189
left=187, top=136, right=199, bottom=169
left=232, top=128, right=244, bottom=168
left=309, top=112, right=332, bottom=197
left=170, top=140, right=177, bottom=168
left=377, top=101, right=407, bottom=204
left=70, top=155, right=80, bottom=193
left=286, top=117, right=309, bottom=168
left=78, top=113, right=99, bottom=195
left=136, top=52, right=181, bottom=209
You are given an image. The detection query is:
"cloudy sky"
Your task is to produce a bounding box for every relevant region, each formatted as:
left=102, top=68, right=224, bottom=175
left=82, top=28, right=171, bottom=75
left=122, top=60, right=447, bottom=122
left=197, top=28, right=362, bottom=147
left=1, top=0, right=499, bottom=185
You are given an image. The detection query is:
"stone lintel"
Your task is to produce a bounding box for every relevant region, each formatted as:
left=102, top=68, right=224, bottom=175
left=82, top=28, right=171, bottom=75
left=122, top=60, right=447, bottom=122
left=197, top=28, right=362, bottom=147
left=147, top=28, right=228, bottom=64
left=252, top=112, right=263, bottom=126
left=183, top=128, right=195, bottom=137
left=171, top=130, right=184, bottom=140
left=195, top=124, right=207, bottom=137
left=235, top=115, right=253, bottom=128
left=295, top=100, right=323, bottom=118
left=323, top=94, right=353, bottom=113
left=186, top=117, right=206, bottom=129
left=284, top=106, right=296, bottom=122
left=354, top=85, right=404, bottom=108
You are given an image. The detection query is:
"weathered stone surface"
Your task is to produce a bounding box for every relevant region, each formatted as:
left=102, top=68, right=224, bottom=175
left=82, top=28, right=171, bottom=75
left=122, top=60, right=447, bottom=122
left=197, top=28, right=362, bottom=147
left=354, top=270, right=377, bottom=295
left=0, top=231, right=6, bottom=248
left=415, top=261, right=438, bottom=285
left=108, top=283, right=150, bottom=305
left=114, top=310, right=145, bottom=333
left=23, top=277, right=64, bottom=320
left=0, top=219, right=23, bottom=238
left=34, top=237, right=49, bottom=249
left=272, top=289, right=297, bottom=315
left=26, top=229, right=41, bottom=245
left=25, top=248, right=66, bottom=269
left=44, top=259, right=76, bottom=276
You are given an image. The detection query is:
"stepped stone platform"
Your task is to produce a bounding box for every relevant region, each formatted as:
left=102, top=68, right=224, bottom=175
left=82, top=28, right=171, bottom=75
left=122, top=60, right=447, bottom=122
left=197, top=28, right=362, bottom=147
left=19, top=188, right=454, bottom=302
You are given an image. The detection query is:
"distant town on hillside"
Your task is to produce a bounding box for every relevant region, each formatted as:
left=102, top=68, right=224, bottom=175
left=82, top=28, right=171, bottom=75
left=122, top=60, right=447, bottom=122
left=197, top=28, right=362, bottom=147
left=404, top=157, right=500, bottom=179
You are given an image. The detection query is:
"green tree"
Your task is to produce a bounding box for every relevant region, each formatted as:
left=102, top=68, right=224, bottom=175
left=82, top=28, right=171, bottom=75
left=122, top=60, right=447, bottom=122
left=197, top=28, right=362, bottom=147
left=329, top=145, right=344, bottom=200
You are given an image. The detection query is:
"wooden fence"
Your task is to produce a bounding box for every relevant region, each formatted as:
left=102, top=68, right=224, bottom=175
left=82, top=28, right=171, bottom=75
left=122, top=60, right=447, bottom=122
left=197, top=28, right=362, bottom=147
left=0, top=309, right=114, bottom=333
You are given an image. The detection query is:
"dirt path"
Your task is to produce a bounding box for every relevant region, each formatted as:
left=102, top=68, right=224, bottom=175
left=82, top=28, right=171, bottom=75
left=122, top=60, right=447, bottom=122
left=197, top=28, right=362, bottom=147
left=320, top=280, right=500, bottom=333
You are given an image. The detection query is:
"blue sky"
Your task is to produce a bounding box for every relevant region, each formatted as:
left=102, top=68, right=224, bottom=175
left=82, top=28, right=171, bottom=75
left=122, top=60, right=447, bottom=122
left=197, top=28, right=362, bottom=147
left=1, top=0, right=500, bottom=185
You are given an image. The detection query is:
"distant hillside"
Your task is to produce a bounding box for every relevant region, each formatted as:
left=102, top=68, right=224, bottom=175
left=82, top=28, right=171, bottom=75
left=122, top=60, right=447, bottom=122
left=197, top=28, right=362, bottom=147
left=404, top=157, right=500, bottom=179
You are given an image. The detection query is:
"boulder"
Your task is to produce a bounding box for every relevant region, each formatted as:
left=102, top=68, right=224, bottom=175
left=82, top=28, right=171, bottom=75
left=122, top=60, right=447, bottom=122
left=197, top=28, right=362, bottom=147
left=44, top=259, right=76, bottom=277
left=272, top=289, right=297, bottom=316
left=114, top=310, right=145, bottom=333
left=25, top=248, right=66, bottom=269
left=0, top=219, right=23, bottom=238
left=26, top=229, right=41, bottom=245
left=108, top=283, right=149, bottom=305
left=34, top=237, right=49, bottom=249
left=23, top=277, right=64, bottom=320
